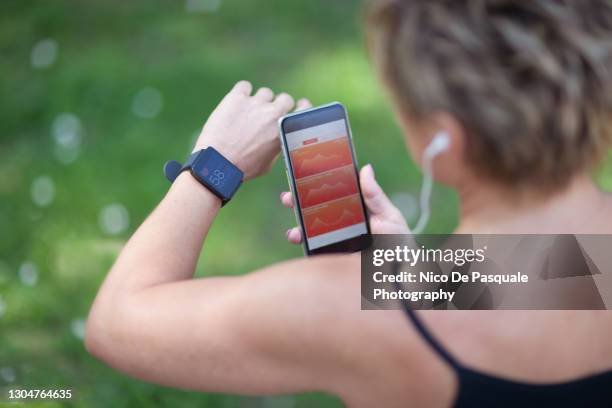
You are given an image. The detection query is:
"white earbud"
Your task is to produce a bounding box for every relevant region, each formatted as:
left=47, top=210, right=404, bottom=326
left=412, top=131, right=451, bottom=234
left=423, top=131, right=451, bottom=159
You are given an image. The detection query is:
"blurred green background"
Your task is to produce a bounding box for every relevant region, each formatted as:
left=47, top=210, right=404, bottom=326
left=0, top=1, right=610, bottom=407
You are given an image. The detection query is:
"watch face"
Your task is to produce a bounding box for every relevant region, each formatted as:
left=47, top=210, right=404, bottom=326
left=191, top=148, right=243, bottom=200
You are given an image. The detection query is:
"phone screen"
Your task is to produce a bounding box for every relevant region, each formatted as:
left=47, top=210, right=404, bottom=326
left=281, top=103, right=370, bottom=254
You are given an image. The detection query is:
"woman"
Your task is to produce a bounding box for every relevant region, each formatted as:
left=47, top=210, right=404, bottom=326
left=86, top=1, right=612, bottom=407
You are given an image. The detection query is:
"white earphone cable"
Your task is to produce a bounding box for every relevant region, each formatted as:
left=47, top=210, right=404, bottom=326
left=412, top=151, right=435, bottom=234
left=411, top=132, right=450, bottom=234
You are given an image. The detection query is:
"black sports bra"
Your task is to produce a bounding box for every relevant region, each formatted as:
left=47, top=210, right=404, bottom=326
left=401, top=306, right=612, bottom=407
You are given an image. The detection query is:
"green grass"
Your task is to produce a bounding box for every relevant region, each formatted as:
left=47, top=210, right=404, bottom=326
left=0, top=1, right=432, bottom=407
left=1, top=1, right=610, bottom=407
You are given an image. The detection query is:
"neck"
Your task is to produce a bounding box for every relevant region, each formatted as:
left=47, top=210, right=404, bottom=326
left=455, top=174, right=609, bottom=234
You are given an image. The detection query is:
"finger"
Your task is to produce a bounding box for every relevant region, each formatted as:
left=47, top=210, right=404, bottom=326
left=272, top=92, right=295, bottom=114
left=360, top=164, right=399, bottom=216
left=286, top=227, right=303, bottom=244
left=295, top=98, right=312, bottom=112
left=253, top=87, right=274, bottom=102
left=280, top=191, right=294, bottom=208
left=231, top=80, right=252, bottom=96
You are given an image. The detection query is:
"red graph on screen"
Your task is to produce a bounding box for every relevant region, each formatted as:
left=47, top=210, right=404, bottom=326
left=296, top=166, right=359, bottom=208
left=302, top=195, right=365, bottom=237
left=290, top=138, right=353, bottom=179
left=289, top=134, right=365, bottom=238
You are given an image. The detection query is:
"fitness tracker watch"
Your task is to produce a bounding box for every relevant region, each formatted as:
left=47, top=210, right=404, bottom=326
left=163, top=147, right=243, bottom=206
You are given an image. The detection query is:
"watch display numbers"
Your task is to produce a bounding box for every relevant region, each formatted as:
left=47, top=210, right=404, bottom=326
left=209, top=169, right=225, bottom=186
left=190, top=147, right=243, bottom=203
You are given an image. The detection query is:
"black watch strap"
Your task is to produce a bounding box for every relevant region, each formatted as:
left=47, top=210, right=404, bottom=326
left=163, top=151, right=199, bottom=183
left=163, top=147, right=243, bottom=206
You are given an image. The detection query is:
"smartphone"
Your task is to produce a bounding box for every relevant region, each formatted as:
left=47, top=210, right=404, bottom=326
left=279, top=102, right=372, bottom=256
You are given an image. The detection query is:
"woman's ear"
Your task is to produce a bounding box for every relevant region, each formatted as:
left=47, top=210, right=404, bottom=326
left=394, top=108, right=469, bottom=185
left=421, top=112, right=468, bottom=186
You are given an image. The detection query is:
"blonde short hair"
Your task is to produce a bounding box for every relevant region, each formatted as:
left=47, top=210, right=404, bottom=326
left=367, top=0, right=612, bottom=189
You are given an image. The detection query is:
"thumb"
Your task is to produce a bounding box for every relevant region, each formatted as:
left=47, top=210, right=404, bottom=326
left=360, top=164, right=400, bottom=217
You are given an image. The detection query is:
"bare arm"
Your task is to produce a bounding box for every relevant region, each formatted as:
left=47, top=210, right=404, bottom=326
left=86, top=81, right=411, bottom=396
left=86, top=81, right=348, bottom=393
left=87, top=169, right=360, bottom=393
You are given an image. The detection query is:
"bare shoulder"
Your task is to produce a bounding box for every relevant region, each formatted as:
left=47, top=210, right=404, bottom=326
left=244, top=254, right=457, bottom=407
left=418, top=310, right=612, bottom=382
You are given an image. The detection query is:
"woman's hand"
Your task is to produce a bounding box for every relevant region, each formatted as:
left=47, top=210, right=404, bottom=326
left=194, top=80, right=311, bottom=180
left=280, top=163, right=410, bottom=243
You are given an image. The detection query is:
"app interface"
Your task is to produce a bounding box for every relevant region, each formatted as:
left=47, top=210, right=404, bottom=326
left=286, top=118, right=367, bottom=250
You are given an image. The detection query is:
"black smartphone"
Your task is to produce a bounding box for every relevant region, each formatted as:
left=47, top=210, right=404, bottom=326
left=279, top=102, right=372, bottom=256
